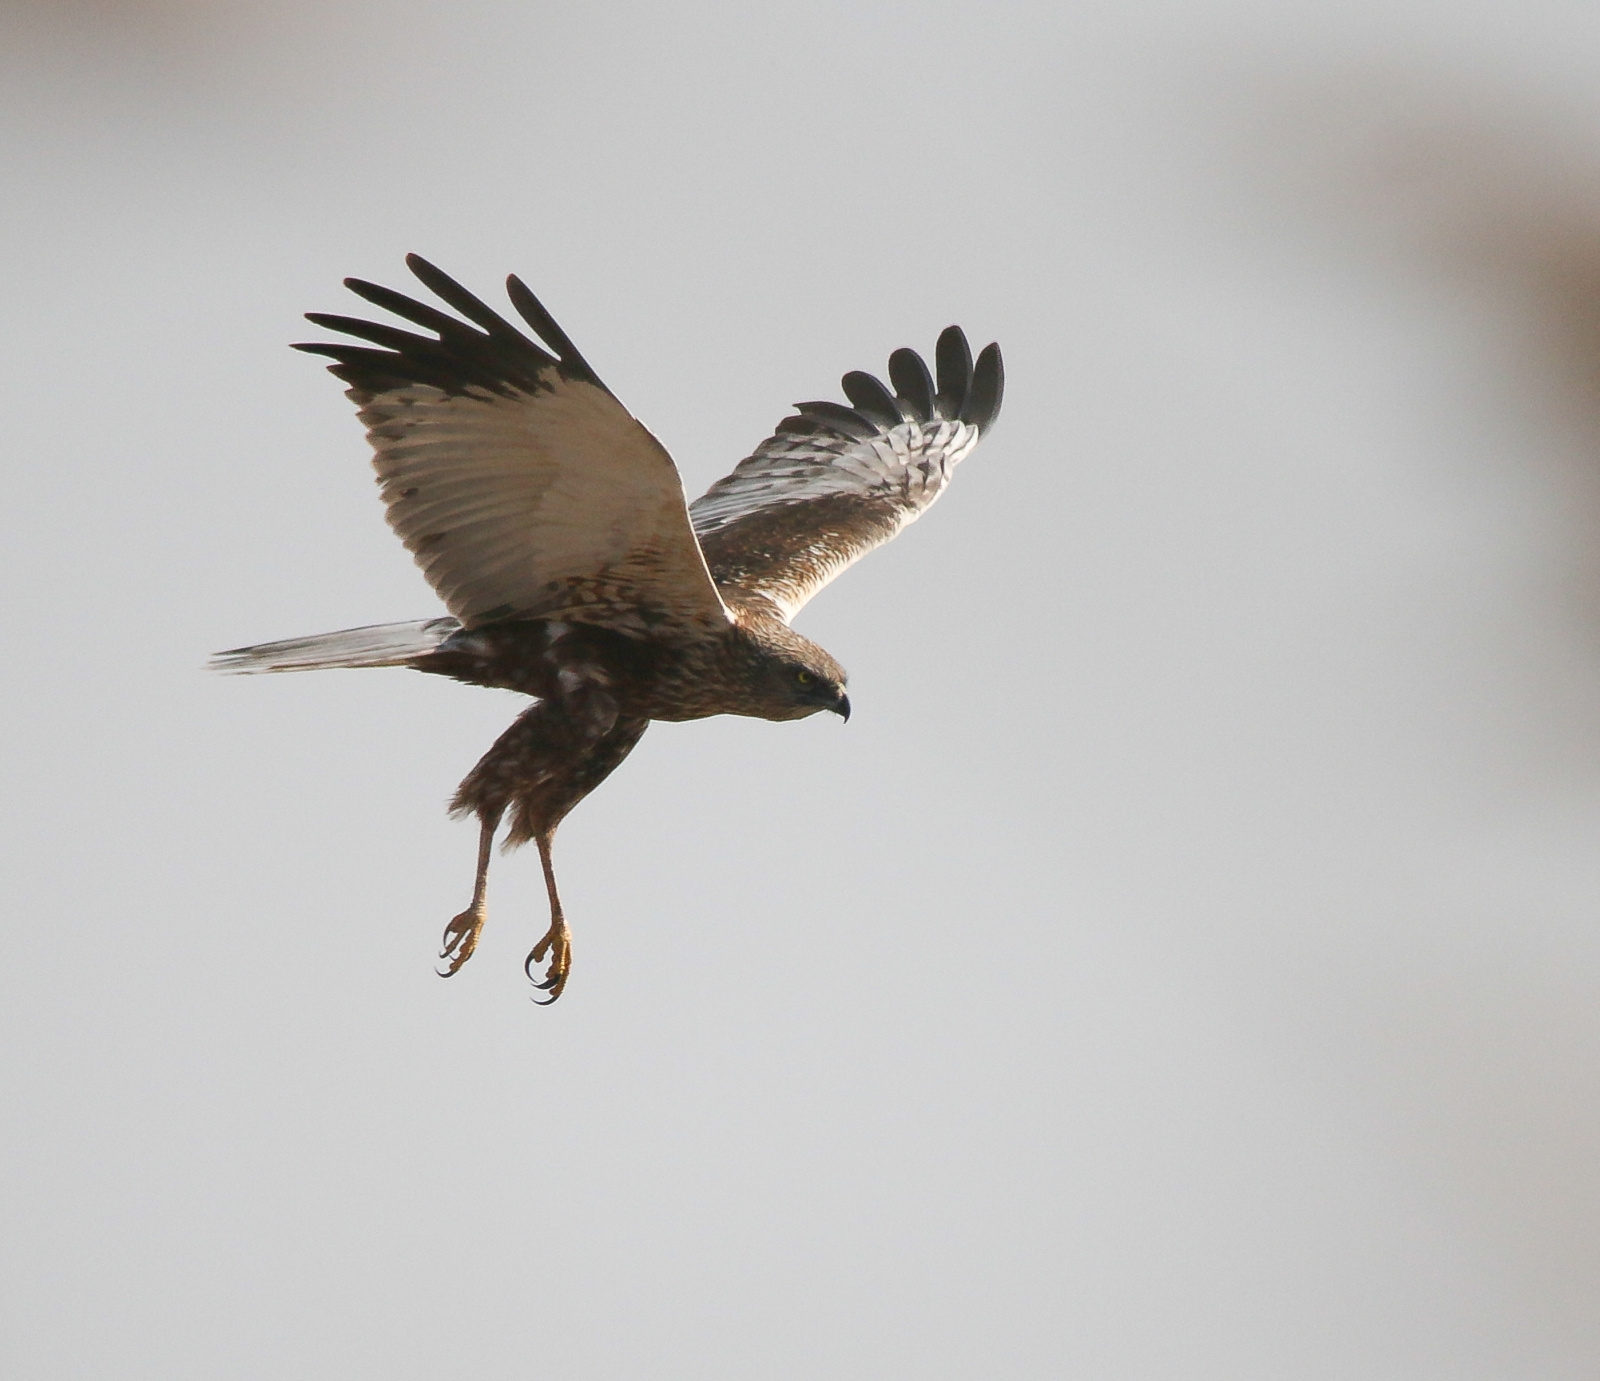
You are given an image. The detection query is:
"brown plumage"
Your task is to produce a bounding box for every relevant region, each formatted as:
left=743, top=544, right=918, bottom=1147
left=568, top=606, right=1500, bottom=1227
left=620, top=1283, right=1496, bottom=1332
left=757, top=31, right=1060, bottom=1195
left=214, top=256, right=1003, bottom=1000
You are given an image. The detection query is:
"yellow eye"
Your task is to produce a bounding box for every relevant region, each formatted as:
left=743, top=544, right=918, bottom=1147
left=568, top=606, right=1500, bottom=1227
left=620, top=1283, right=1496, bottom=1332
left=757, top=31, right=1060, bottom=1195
left=795, top=670, right=812, bottom=685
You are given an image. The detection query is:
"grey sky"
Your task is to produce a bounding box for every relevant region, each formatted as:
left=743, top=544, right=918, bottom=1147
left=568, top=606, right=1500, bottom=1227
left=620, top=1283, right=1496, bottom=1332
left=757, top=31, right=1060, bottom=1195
left=5, top=0, right=1600, bottom=1376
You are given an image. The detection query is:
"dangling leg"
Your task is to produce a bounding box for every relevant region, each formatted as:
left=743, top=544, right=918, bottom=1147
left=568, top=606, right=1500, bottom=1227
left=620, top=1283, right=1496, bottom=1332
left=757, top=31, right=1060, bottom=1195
left=447, top=694, right=649, bottom=999
left=438, top=807, right=501, bottom=976
left=525, top=830, right=570, bottom=1002
left=503, top=711, right=649, bottom=1004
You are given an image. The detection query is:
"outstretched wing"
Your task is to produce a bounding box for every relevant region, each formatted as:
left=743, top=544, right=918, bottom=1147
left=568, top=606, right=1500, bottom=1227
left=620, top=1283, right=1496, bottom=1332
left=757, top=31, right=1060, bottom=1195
left=294, top=256, right=731, bottom=637
left=689, top=327, right=1002, bottom=622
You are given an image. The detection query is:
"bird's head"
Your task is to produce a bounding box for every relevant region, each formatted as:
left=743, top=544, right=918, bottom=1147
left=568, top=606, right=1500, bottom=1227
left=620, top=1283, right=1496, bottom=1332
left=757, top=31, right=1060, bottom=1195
left=738, top=619, right=850, bottom=723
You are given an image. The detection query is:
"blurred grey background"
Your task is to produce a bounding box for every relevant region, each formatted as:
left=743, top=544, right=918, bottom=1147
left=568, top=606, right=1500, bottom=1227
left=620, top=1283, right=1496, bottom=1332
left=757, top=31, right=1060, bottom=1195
left=5, top=0, right=1600, bottom=1376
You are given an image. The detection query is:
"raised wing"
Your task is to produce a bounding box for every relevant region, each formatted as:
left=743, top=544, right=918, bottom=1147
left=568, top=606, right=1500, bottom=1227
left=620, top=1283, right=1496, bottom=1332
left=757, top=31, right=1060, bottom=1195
left=689, top=327, right=1002, bottom=622
left=294, top=256, right=731, bottom=637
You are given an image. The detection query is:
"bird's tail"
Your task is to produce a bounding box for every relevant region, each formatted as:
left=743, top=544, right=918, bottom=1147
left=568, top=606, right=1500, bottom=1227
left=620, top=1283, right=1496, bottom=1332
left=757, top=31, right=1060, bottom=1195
left=209, top=616, right=462, bottom=674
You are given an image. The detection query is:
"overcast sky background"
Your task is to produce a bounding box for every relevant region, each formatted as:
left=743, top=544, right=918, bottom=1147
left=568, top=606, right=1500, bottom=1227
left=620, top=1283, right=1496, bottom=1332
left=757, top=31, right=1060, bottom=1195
left=5, top=0, right=1600, bottom=1376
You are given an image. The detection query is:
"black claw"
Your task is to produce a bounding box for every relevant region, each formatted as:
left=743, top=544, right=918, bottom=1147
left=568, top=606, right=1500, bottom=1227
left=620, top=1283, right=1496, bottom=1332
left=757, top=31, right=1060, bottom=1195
left=525, top=949, right=567, bottom=1002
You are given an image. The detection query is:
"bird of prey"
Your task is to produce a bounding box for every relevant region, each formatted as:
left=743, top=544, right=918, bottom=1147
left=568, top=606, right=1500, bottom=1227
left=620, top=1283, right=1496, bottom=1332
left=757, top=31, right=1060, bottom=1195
left=214, top=255, right=1003, bottom=1001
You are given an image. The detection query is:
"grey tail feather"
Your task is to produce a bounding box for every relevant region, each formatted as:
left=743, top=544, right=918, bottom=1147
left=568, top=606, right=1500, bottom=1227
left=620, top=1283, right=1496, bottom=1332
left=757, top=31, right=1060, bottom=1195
left=209, top=616, right=461, bottom=674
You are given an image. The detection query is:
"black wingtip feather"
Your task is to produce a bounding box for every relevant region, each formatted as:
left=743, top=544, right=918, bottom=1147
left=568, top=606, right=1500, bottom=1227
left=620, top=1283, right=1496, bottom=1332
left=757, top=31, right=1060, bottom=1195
left=965, top=343, right=1004, bottom=435
left=504, top=275, right=603, bottom=388
left=295, top=259, right=617, bottom=399
left=787, top=329, right=999, bottom=444
left=404, top=254, right=521, bottom=339
left=296, top=307, right=538, bottom=397
left=291, top=342, right=407, bottom=396
left=887, top=348, right=936, bottom=421
left=840, top=370, right=904, bottom=429
left=934, top=326, right=972, bottom=418
left=794, top=399, right=881, bottom=442
left=341, top=275, right=508, bottom=349
left=303, top=312, right=427, bottom=352
left=292, top=340, right=481, bottom=395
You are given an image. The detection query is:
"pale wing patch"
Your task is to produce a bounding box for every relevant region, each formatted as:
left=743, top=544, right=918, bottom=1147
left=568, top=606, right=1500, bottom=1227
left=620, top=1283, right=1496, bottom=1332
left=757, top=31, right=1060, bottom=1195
left=691, top=418, right=978, bottom=537
left=365, top=375, right=728, bottom=633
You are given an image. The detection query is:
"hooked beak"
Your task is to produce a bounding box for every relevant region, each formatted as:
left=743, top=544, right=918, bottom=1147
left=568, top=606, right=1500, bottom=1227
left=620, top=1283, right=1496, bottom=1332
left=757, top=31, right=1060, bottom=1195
left=832, top=693, right=851, bottom=723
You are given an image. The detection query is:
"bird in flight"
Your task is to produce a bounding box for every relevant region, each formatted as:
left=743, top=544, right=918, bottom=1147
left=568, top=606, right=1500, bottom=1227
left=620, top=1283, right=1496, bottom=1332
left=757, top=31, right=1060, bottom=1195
left=214, top=256, right=1003, bottom=1001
